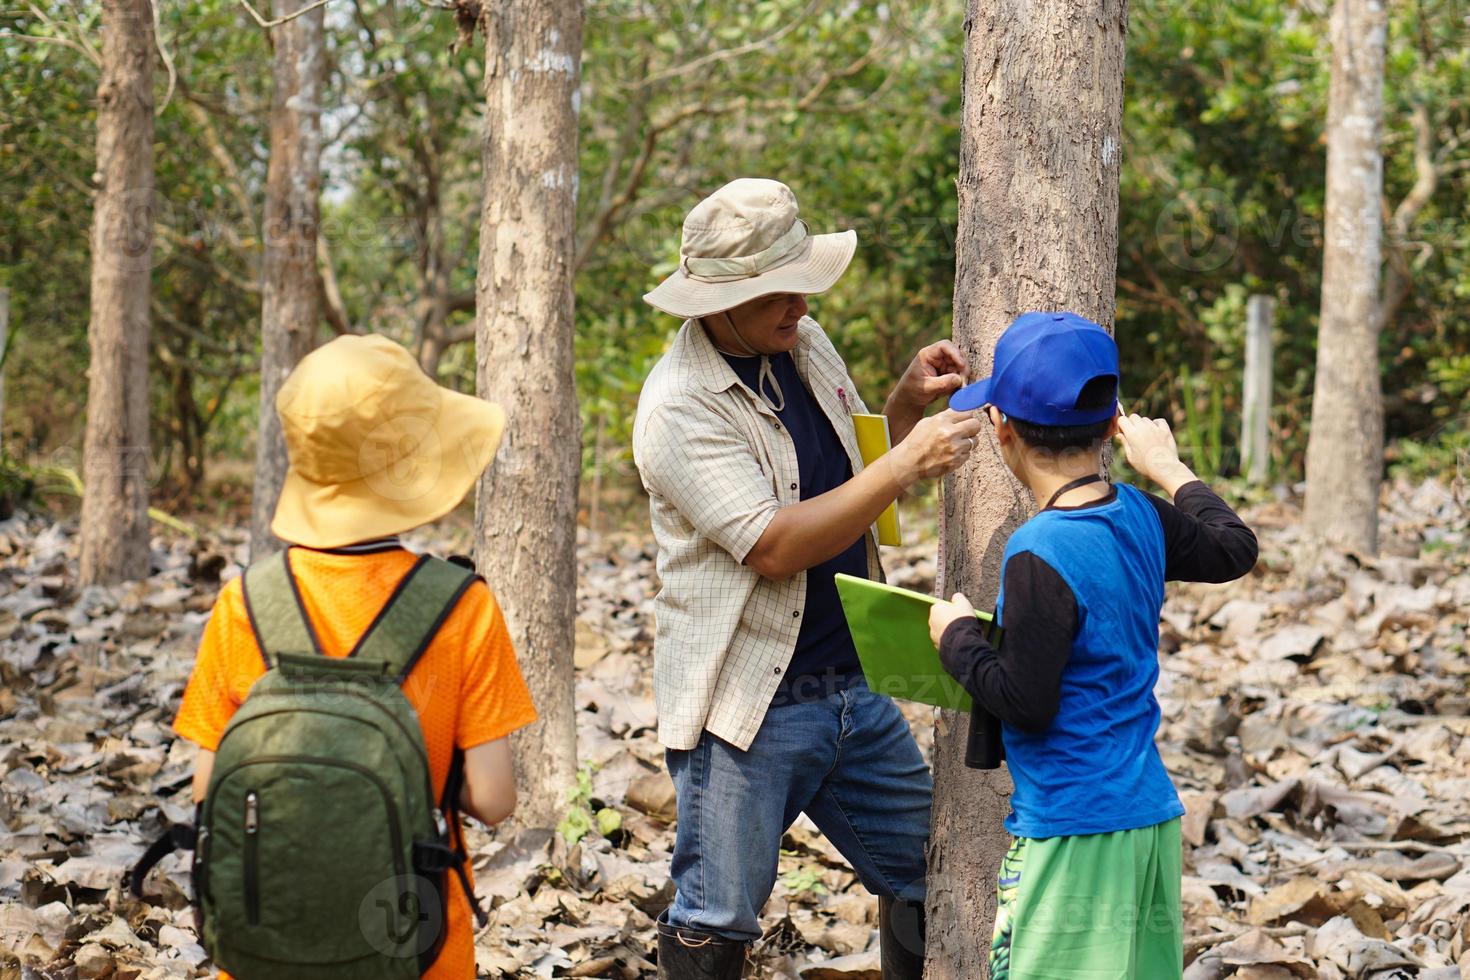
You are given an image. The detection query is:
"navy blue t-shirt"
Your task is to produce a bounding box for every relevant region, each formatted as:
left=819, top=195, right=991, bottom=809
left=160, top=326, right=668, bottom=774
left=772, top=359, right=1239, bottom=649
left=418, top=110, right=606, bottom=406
left=721, top=351, right=868, bottom=704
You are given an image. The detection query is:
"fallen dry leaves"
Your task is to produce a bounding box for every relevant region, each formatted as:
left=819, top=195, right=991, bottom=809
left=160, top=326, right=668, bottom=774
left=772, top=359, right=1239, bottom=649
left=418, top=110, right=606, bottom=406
left=0, top=477, right=1466, bottom=978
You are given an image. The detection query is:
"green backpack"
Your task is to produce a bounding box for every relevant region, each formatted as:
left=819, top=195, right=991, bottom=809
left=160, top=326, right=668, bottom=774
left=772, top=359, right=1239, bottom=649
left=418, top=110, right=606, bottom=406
left=133, top=548, right=488, bottom=979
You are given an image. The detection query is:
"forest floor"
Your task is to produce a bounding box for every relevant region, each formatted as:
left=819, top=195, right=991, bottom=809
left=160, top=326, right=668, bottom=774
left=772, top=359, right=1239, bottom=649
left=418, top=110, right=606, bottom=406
left=0, top=477, right=1467, bottom=979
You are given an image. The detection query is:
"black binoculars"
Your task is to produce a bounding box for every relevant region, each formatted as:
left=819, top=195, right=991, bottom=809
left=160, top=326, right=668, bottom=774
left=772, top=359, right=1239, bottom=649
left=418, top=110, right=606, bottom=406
left=963, top=618, right=1005, bottom=771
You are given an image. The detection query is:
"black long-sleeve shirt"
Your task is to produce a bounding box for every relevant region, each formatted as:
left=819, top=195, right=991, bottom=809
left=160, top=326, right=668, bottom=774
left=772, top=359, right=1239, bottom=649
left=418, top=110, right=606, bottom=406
left=939, top=481, right=1258, bottom=734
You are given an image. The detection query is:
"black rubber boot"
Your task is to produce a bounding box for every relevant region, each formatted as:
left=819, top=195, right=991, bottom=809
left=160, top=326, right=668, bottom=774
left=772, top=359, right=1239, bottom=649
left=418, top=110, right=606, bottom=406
left=656, top=918, right=746, bottom=980
left=879, top=895, right=926, bottom=980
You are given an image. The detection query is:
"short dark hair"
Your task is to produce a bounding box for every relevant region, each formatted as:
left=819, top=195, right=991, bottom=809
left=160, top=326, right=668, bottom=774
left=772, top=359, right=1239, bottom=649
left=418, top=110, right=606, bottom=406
left=1006, top=375, right=1118, bottom=451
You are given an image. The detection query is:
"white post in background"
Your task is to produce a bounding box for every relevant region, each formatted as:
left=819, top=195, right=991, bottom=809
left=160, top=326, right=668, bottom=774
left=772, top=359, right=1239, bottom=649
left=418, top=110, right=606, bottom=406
left=1243, top=293, right=1275, bottom=485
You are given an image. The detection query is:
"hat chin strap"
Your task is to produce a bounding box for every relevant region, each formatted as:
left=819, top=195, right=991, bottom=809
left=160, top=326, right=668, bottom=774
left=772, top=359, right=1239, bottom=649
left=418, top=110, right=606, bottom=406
left=721, top=312, right=786, bottom=413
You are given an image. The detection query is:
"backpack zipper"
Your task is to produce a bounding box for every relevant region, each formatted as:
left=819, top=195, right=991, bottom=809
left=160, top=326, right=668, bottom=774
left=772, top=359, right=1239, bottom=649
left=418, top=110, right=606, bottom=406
left=243, top=791, right=260, bottom=926
left=212, top=757, right=408, bottom=883
left=222, top=689, right=437, bottom=818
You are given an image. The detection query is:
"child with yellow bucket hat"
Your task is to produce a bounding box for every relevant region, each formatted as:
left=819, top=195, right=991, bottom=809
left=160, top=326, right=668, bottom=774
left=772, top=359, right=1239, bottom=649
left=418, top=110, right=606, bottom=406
left=140, top=334, right=537, bottom=980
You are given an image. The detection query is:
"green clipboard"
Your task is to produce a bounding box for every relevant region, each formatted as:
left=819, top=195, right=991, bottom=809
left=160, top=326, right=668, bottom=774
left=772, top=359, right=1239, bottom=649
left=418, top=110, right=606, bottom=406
left=834, top=573, right=1002, bottom=712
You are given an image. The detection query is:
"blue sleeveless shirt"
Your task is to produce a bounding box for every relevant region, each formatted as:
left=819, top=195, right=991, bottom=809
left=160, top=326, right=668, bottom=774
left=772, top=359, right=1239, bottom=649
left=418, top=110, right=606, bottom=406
left=996, top=483, right=1186, bottom=838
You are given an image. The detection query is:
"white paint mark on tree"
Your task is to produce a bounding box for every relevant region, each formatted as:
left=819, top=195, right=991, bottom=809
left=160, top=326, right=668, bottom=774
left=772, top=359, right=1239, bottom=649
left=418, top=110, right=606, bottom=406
left=527, top=46, right=575, bottom=76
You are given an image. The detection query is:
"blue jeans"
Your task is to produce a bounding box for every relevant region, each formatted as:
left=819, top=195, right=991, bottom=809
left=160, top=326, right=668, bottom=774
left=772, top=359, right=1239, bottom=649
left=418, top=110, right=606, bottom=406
left=663, top=680, right=932, bottom=941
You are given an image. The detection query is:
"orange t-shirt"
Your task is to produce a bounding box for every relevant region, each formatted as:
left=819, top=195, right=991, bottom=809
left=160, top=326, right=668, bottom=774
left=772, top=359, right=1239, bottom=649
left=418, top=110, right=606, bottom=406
left=173, top=545, right=538, bottom=980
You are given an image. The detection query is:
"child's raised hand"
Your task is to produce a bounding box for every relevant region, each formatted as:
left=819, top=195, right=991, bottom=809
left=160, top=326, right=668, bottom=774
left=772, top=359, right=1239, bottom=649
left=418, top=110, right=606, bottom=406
left=929, top=592, right=976, bottom=648
left=1114, top=409, right=1198, bottom=496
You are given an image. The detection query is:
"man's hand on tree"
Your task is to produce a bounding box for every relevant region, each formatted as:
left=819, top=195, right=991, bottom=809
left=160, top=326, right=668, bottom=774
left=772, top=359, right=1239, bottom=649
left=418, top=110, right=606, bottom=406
left=894, top=341, right=968, bottom=409
left=884, top=409, right=984, bottom=491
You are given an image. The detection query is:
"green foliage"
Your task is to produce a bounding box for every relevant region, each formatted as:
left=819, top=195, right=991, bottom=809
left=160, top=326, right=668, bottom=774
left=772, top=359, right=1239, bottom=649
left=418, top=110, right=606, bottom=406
left=558, top=805, right=593, bottom=847
left=779, top=865, right=827, bottom=896
left=1429, top=354, right=1470, bottom=403
left=0, top=447, right=34, bottom=518
left=595, top=806, right=623, bottom=839
left=1, top=0, right=265, bottom=494
left=557, top=762, right=621, bottom=846
left=571, top=0, right=960, bottom=480
left=1389, top=428, right=1470, bottom=483
left=1, top=0, right=1467, bottom=511
left=1175, top=364, right=1228, bottom=480
left=1119, top=0, right=1470, bottom=480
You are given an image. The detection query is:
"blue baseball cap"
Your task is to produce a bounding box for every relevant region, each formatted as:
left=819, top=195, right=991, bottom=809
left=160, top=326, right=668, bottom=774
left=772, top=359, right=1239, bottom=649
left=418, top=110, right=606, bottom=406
left=949, top=312, right=1119, bottom=425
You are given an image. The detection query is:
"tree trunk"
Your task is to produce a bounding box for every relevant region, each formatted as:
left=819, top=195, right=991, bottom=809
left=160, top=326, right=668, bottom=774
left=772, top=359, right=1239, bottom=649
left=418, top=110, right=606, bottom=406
left=473, top=0, right=583, bottom=829
left=1303, top=0, right=1387, bottom=557
left=0, top=288, right=9, bottom=438
left=926, top=3, right=1128, bottom=976
left=420, top=333, right=448, bottom=381
left=79, top=0, right=155, bottom=586
left=250, top=0, right=326, bottom=560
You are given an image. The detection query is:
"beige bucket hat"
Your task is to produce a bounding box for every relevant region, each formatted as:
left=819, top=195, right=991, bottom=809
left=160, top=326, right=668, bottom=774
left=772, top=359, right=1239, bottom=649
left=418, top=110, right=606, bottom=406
left=643, top=178, right=857, bottom=319
left=270, top=333, right=505, bottom=549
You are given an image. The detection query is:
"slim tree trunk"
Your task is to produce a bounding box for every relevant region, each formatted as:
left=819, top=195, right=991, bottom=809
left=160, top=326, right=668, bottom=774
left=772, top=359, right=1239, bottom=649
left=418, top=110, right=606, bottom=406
left=1304, top=0, right=1387, bottom=556
left=0, top=288, right=10, bottom=437
left=420, top=334, right=448, bottom=380
left=473, top=0, right=583, bottom=828
left=927, top=3, right=1128, bottom=976
left=250, top=0, right=326, bottom=560
left=79, top=0, right=155, bottom=586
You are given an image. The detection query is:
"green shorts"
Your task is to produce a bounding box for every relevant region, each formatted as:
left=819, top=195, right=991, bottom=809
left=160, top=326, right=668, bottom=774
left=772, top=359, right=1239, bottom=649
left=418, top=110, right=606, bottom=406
left=990, top=818, right=1182, bottom=980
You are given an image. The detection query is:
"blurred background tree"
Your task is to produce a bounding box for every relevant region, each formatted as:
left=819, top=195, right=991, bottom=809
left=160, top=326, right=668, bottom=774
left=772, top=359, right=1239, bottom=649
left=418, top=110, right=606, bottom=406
left=1, top=0, right=1466, bottom=523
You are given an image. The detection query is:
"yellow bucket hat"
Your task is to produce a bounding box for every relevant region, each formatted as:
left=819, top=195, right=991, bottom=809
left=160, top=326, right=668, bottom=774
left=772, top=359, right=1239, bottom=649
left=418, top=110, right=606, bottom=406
left=270, top=334, right=505, bottom=549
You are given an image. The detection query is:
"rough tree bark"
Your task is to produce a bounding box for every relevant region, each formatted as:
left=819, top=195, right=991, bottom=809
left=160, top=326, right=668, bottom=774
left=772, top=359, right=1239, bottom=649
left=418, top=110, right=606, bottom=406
left=1303, top=0, right=1387, bottom=557
left=0, top=288, right=9, bottom=434
left=79, top=0, right=155, bottom=586
left=473, top=0, right=583, bottom=828
left=249, top=0, right=326, bottom=560
left=926, top=2, right=1128, bottom=976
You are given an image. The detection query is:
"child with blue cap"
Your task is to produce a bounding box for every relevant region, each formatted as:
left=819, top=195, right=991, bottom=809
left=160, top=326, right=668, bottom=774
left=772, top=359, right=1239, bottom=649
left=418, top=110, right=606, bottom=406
left=927, top=311, right=1259, bottom=979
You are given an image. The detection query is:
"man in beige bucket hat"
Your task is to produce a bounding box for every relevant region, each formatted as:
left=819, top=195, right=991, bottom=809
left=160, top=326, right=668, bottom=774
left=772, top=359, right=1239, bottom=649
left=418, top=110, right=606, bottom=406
left=633, top=179, right=984, bottom=979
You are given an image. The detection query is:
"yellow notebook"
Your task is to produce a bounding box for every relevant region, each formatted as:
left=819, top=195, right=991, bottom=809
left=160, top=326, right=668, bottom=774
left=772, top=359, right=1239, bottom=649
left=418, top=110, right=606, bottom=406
left=853, top=413, right=902, bottom=546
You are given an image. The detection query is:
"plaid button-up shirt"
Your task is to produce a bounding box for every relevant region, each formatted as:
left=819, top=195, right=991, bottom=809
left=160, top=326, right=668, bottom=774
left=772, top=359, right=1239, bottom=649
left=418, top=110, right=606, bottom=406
left=633, top=317, right=884, bottom=751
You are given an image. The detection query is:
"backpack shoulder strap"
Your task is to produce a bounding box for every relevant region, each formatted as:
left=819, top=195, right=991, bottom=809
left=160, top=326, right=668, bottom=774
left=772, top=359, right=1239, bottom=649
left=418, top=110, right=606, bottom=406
left=350, top=555, right=478, bottom=683
left=241, top=548, right=322, bottom=669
